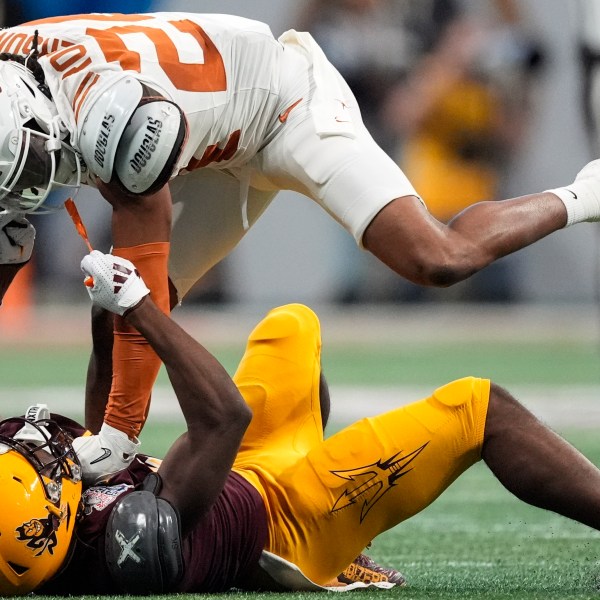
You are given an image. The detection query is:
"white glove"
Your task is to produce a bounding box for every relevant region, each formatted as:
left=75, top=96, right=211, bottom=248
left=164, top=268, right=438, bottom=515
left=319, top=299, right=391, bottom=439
left=72, top=423, right=140, bottom=485
left=80, top=250, right=150, bottom=316
left=546, top=159, right=600, bottom=226
left=0, top=211, right=35, bottom=264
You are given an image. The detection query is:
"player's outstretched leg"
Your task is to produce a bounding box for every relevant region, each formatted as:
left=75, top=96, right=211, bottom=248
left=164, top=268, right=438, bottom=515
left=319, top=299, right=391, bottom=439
left=482, top=383, right=600, bottom=530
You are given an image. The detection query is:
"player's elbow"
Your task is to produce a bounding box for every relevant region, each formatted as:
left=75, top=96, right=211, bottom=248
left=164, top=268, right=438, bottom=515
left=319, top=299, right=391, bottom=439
left=420, top=264, right=468, bottom=287
left=208, top=386, right=252, bottom=433
left=232, top=397, right=253, bottom=431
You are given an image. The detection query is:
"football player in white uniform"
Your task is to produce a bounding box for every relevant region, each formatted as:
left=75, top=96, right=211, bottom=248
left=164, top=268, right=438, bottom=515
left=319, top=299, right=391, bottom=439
left=1, top=12, right=600, bottom=484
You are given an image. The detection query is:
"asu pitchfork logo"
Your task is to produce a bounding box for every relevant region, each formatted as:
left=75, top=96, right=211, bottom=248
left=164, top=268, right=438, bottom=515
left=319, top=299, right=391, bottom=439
left=330, top=443, right=428, bottom=523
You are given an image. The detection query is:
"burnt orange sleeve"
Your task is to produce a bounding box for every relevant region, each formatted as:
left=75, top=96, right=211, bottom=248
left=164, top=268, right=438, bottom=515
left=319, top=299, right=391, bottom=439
left=104, top=242, right=170, bottom=437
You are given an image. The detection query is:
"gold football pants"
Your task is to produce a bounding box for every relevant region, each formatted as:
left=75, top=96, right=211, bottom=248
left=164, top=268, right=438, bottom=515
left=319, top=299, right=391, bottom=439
left=233, top=304, right=490, bottom=585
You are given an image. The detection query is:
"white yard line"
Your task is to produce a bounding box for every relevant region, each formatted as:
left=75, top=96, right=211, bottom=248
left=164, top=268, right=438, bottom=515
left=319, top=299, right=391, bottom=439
left=2, top=384, right=599, bottom=428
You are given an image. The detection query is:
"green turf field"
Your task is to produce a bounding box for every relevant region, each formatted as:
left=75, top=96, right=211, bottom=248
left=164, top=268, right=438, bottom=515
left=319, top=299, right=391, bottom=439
left=3, top=336, right=600, bottom=599
left=3, top=338, right=600, bottom=388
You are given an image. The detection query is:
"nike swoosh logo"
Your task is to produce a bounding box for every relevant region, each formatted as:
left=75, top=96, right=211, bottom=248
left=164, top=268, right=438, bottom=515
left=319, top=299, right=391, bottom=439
left=566, top=188, right=578, bottom=199
left=335, top=117, right=350, bottom=123
left=90, top=447, right=112, bottom=465
left=278, top=98, right=303, bottom=123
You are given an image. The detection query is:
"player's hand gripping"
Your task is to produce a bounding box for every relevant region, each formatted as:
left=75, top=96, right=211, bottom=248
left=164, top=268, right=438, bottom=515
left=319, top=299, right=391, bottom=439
left=72, top=423, right=140, bottom=485
left=77, top=253, right=147, bottom=483
left=80, top=250, right=150, bottom=315
left=0, top=210, right=35, bottom=264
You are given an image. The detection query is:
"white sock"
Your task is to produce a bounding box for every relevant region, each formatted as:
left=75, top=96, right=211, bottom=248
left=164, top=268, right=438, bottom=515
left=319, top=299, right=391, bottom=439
left=545, top=159, right=600, bottom=226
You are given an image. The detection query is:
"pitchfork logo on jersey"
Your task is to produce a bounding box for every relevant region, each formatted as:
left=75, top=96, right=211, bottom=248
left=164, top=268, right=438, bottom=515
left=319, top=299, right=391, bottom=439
left=330, top=443, right=429, bottom=523
left=16, top=514, right=60, bottom=556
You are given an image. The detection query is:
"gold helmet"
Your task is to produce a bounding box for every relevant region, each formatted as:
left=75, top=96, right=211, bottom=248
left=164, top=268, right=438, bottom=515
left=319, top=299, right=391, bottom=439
left=0, top=414, right=82, bottom=595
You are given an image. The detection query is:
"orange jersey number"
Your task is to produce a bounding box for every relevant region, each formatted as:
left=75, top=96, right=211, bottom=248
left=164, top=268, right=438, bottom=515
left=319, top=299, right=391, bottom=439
left=49, top=18, right=226, bottom=93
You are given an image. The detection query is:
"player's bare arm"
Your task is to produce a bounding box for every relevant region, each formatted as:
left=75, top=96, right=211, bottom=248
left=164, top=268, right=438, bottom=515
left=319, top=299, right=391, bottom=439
left=81, top=250, right=252, bottom=533
left=126, top=298, right=252, bottom=533
left=84, top=304, right=114, bottom=432
left=97, top=180, right=172, bottom=246
left=74, top=181, right=174, bottom=483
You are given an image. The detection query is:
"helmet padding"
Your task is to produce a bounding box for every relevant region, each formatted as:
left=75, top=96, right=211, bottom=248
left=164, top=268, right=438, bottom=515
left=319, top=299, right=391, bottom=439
left=78, top=77, right=187, bottom=196
left=105, top=481, right=183, bottom=594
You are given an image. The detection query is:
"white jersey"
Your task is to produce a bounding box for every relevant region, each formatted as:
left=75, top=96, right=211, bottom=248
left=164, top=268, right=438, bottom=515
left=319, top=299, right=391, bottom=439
left=0, top=12, right=419, bottom=300
left=0, top=12, right=283, bottom=174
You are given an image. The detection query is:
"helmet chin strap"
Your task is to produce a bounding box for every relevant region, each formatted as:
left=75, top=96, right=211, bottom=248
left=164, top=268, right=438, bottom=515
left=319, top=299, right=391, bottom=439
left=24, top=29, right=51, bottom=99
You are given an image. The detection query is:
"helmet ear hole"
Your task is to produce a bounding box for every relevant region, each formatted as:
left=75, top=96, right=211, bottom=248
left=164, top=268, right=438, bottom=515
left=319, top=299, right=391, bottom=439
left=8, top=563, right=29, bottom=576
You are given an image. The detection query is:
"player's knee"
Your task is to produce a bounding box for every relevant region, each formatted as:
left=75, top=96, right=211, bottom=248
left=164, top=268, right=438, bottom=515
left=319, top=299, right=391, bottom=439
left=249, top=303, right=321, bottom=344
left=432, top=376, right=488, bottom=409
left=484, top=382, right=526, bottom=441
left=269, top=303, right=319, bottom=327
left=433, top=376, right=490, bottom=447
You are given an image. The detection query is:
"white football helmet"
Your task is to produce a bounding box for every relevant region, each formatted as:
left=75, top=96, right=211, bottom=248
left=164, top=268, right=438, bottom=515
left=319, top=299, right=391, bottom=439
left=0, top=61, right=81, bottom=213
